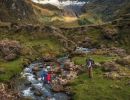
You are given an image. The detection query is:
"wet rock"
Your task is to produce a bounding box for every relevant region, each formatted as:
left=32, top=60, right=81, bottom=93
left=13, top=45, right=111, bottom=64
left=34, top=90, right=43, bottom=96
left=52, top=84, right=64, bottom=92
left=32, top=66, right=40, bottom=72
left=102, top=62, right=119, bottom=72
left=24, top=81, right=32, bottom=87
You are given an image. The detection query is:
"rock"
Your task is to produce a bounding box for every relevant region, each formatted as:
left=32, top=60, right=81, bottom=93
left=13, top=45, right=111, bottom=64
left=0, top=83, right=19, bottom=100
left=32, top=66, right=40, bottom=72
left=102, top=62, right=119, bottom=72
left=34, top=90, right=43, bottom=96
left=58, top=78, right=68, bottom=85
left=116, top=55, right=130, bottom=67
left=110, top=85, right=121, bottom=89
left=80, top=37, right=92, bottom=48
left=0, top=68, right=5, bottom=74
left=94, top=62, right=101, bottom=68
left=104, top=72, right=120, bottom=80
left=0, top=39, right=21, bottom=61
left=24, top=81, right=32, bottom=87
left=103, top=27, right=118, bottom=40
left=52, top=84, right=64, bottom=92
left=66, top=71, right=77, bottom=80
left=110, top=47, right=126, bottom=57
left=4, top=53, right=17, bottom=61
left=126, top=81, right=130, bottom=86
left=64, top=60, right=77, bottom=71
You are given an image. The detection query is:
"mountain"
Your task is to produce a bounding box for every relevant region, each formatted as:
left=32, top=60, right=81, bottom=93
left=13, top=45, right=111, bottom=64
left=83, top=0, right=130, bottom=21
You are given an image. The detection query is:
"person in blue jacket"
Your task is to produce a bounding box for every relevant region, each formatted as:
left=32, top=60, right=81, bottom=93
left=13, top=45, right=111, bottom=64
left=40, top=68, right=48, bottom=84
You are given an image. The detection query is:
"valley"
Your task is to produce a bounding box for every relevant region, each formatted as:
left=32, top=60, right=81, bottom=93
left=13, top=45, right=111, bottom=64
left=0, top=0, right=130, bottom=100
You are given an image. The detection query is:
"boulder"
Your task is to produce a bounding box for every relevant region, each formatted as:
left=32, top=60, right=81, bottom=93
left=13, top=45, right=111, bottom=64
left=102, top=62, right=119, bottom=72
left=0, top=39, right=21, bottom=61
left=102, top=27, right=118, bottom=40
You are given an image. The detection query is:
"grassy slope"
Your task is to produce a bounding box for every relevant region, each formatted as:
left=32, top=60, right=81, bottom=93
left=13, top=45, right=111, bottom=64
left=0, top=31, right=64, bottom=81
left=71, top=54, right=130, bottom=100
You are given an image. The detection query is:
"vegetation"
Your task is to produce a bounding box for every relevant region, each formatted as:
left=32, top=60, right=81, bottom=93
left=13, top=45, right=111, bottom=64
left=71, top=54, right=130, bottom=100
left=0, top=31, right=65, bottom=81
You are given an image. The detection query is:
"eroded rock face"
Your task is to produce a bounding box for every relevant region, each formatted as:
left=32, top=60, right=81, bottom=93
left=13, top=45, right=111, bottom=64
left=0, top=39, right=21, bottom=61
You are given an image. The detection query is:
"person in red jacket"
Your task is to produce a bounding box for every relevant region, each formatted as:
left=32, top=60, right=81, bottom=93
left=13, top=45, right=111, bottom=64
left=47, top=71, right=51, bottom=84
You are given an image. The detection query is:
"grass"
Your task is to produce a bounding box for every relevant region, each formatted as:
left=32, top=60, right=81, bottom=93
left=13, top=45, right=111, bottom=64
left=71, top=72, right=130, bottom=100
left=0, top=32, right=64, bottom=82
left=71, top=54, right=130, bottom=100
left=0, top=58, right=22, bottom=81
left=72, top=54, right=117, bottom=65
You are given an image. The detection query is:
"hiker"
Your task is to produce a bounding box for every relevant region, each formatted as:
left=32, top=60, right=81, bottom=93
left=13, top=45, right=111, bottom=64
left=86, top=58, right=95, bottom=78
left=47, top=71, right=52, bottom=84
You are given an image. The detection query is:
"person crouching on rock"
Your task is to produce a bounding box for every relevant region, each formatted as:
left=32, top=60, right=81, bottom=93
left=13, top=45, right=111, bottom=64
left=47, top=71, right=51, bottom=84
left=86, top=58, right=95, bottom=78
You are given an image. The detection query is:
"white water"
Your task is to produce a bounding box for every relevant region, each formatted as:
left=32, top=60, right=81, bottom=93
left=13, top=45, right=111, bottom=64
left=20, top=62, right=69, bottom=100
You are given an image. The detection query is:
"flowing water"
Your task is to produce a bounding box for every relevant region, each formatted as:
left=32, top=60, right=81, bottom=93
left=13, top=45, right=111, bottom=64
left=19, top=61, right=69, bottom=100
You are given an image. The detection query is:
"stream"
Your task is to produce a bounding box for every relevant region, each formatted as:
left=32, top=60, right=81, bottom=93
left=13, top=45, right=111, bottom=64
left=17, top=47, right=90, bottom=100
left=20, top=59, right=69, bottom=100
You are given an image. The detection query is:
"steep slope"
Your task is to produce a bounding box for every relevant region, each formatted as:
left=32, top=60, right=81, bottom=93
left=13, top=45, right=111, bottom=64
left=83, top=0, right=130, bottom=21
left=0, top=0, right=64, bottom=24
left=0, top=0, right=36, bottom=23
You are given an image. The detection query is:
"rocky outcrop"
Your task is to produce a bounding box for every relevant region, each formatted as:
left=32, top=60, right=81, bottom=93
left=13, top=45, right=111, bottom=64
left=116, top=55, right=130, bottom=68
left=0, top=83, right=19, bottom=100
left=0, top=0, right=35, bottom=22
left=102, top=27, right=118, bottom=40
left=0, top=39, right=21, bottom=61
left=101, top=62, right=119, bottom=72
